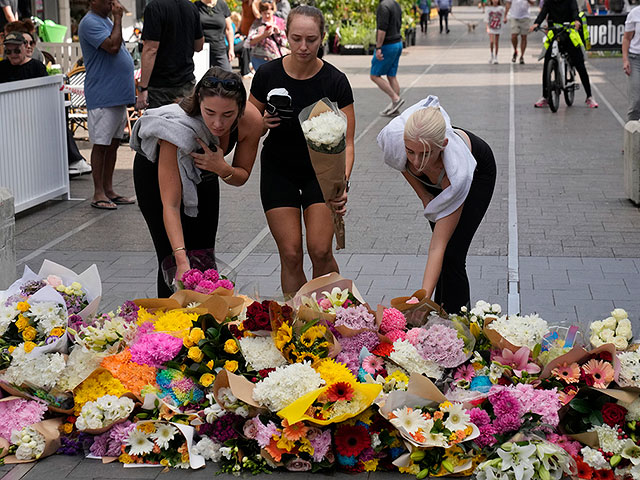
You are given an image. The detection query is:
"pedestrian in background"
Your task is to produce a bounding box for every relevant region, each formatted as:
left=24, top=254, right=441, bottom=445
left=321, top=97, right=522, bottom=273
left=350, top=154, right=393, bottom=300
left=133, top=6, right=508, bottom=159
left=504, top=0, right=533, bottom=63
left=247, top=0, right=287, bottom=70
left=377, top=97, right=496, bottom=314
left=623, top=4, right=640, bottom=121
left=485, top=0, right=504, bottom=64
left=79, top=0, right=136, bottom=210
left=370, top=0, right=404, bottom=116
left=0, top=0, right=17, bottom=34
left=249, top=6, right=355, bottom=298
left=135, top=0, right=204, bottom=109
left=132, top=68, right=263, bottom=296
left=240, top=0, right=259, bottom=35
left=275, top=0, right=290, bottom=19
left=195, top=0, right=235, bottom=72
left=419, top=0, right=430, bottom=33
left=434, top=0, right=451, bottom=33
left=228, top=12, right=253, bottom=77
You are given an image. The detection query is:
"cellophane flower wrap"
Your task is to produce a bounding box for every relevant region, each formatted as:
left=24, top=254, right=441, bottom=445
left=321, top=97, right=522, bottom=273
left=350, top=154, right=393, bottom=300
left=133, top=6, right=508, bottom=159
left=179, top=268, right=234, bottom=295
left=299, top=97, right=348, bottom=249
left=70, top=301, right=139, bottom=354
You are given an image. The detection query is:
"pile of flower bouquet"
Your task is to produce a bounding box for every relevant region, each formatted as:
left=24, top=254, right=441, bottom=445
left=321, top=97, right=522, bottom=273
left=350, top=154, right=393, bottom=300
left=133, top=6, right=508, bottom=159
left=0, top=265, right=639, bottom=480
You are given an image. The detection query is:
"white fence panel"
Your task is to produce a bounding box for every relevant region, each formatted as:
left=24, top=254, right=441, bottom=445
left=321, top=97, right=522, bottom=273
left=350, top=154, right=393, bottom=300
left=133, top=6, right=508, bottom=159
left=0, top=75, right=69, bottom=213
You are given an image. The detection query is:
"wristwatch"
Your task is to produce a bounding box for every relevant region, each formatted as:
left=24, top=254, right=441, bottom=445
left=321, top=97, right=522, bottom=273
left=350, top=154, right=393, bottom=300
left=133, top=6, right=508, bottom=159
left=138, top=85, right=148, bottom=92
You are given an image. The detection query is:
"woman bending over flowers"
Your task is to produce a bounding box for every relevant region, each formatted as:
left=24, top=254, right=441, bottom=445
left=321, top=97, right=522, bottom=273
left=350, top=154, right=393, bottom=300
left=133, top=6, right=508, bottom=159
left=249, top=5, right=355, bottom=298
left=378, top=96, right=496, bottom=313
left=132, top=67, right=263, bottom=297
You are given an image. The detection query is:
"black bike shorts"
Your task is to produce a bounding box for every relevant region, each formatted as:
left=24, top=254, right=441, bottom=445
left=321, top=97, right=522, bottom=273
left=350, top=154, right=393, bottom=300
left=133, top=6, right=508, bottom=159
left=260, top=165, right=325, bottom=212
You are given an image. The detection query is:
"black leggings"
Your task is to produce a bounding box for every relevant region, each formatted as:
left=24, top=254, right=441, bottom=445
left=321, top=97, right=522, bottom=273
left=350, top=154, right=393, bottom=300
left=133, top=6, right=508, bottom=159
left=133, top=153, right=220, bottom=297
left=439, top=9, right=449, bottom=32
left=542, top=38, right=592, bottom=98
left=420, top=12, right=430, bottom=32
left=428, top=130, right=496, bottom=314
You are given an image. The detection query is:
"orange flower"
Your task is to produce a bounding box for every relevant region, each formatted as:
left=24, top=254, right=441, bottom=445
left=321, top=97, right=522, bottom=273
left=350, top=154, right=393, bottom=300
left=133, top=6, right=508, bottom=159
left=433, top=411, right=444, bottom=421
left=265, top=438, right=288, bottom=462
left=282, top=419, right=308, bottom=441
left=101, top=348, right=157, bottom=396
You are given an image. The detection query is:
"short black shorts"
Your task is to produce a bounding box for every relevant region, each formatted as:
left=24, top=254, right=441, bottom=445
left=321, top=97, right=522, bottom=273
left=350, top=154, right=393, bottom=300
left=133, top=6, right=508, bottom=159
left=260, top=163, right=325, bottom=212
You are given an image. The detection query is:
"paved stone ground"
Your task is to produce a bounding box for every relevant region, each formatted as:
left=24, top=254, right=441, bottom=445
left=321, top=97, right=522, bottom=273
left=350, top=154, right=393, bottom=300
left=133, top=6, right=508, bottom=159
left=5, top=6, right=640, bottom=479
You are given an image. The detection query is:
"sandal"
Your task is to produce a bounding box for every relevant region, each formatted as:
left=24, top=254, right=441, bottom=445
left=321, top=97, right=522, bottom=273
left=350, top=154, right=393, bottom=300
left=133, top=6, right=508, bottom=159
left=91, top=200, right=117, bottom=210
left=108, top=195, right=135, bottom=205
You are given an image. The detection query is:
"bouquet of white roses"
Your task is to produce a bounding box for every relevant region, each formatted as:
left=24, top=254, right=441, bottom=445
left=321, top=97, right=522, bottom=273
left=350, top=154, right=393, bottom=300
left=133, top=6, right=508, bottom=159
left=589, top=308, right=633, bottom=350
left=76, top=394, right=135, bottom=432
left=299, top=98, right=348, bottom=249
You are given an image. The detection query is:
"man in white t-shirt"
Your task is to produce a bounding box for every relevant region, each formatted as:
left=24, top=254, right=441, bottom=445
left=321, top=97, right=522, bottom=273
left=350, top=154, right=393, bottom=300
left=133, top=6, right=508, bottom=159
left=504, top=0, right=535, bottom=64
left=623, top=5, right=640, bottom=121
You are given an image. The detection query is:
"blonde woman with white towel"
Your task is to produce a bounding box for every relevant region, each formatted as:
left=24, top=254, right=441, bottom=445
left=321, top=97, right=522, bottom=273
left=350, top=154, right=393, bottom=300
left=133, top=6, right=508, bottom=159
left=377, top=97, right=496, bottom=314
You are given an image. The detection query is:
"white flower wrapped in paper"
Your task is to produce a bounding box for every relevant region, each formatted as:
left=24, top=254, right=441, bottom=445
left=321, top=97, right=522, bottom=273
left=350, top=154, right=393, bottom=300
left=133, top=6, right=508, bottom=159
left=301, top=110, right=347, bottom=152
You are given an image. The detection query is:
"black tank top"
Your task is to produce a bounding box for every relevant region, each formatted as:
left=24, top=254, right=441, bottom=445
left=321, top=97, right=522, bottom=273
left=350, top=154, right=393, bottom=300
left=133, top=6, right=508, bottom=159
left=200, top=127, right=239, bottom=182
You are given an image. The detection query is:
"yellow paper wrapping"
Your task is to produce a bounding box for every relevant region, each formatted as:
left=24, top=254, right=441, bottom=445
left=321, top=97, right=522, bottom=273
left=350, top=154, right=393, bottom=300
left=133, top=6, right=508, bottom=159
left=277, top=382, right=382, bottom=425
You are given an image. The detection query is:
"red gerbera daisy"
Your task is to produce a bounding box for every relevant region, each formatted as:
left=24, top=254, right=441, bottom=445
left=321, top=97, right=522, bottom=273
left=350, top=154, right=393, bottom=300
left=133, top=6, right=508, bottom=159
left=326, top=382, right=355, bottom=402
left=592, top=469, right=615, bottom=480
left=575, top=458, right=593, bottom=479
left=371, top=342, right=394, bottom=357
left=334, top=424, right=371, bottom=457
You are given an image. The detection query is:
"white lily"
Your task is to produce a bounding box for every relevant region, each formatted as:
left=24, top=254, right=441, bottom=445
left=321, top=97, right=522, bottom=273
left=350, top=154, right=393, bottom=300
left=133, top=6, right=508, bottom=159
left=321, top=287, right=351, bottom=308
left=498, top=442, right=537, bottom=480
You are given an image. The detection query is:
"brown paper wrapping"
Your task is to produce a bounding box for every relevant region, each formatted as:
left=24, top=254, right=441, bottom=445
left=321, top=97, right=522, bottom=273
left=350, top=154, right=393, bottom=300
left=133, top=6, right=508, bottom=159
left=406, top=372, right=448, bottom=403
left=540, top=343, right=621, bottom=382
left=390, top=289, right=447, bottom=327
left=77, top=391, right=140, bottom=435
left=0, top=437, right=9, bottom=459
left=0, top=379, right=74, bottom=415
left=134, top=289, right=244, bottom=324
left=3, top=418, right=63, bottom=464
left=212, top=369, right=265, bottom=415
left=290, top=272, right=366, bottom=309
left=482, top=317, right=521, bottom=353
left=300, top=99, right=347, bottom=250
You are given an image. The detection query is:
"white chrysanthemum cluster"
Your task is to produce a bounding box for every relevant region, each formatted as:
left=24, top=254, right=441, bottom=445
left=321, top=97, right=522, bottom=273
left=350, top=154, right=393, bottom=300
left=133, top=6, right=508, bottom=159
left=252, top=362, right=324, bottom=411
left=590, top=308, right=633, bottom=350
left=74, top=316, right=138, bottom=353
left=29, top=301, right=66, bottom=335
left=193, top=437, right=222, bottom=462
left=622, top=397, right=640, bottom=422
left=618, top=350, right=640, bottom=388
left=581, top=446, right=610, bottom=469
left=56, top=346, right=106, bottom=392
left=11, top=425, right=46, bottom=460
left=486, top=313, right=549, bottom=349
left=76, top=395, right=134, bottom=430
left=301, top=111, right=347, bottom=149
left=238, top=336, right=287, bottom=371
left=389, top=340, right=443, bottom=380
left=590, top=424, right=627, bottom=453
left=3, top=345, right=66, bottom=390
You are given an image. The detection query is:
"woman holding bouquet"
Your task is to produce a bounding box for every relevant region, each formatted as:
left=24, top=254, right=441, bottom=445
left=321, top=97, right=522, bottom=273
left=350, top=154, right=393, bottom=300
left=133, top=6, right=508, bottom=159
left=249, top=5, right=355, bottom=298
left=377, top=97, right=496, bottom=314
left=131, top=67, right=263, bottom=297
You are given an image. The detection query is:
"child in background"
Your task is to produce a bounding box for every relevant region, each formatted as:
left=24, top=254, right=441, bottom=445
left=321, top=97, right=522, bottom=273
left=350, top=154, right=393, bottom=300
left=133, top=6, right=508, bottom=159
left=485, top=0, right=504, bottom=64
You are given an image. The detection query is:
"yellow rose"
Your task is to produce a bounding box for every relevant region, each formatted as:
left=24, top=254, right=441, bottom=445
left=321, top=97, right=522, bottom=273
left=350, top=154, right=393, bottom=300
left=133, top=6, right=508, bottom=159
left=8, top=346, right=16, bottom=354
left=15, top=315, right=29, bottom=331
left=206, top=360, right=214, bottom=370
left=137, top=423, right=156, bottom=434
left=16, top=301, right=30, bottom=313
left=49, top=327, right=65, bottom=337
left=22, top=326, right=37, bottom=341
left=224, top=360, right=238, bottom=372
left=199, top=373, right=215, bottom=387
left=23, top=342, right=36, bottom=353
left=189, top=327, right=205, bottom=344
left=62, top=423, right=74, bottom=434
left=224, top=339, right=239, bottom=354
left=119, top=453, right=134, bottom=464
left=188, top=346, right=204, bottom=363
left=160, top=459, right=170, bottom=467
left=183, top=336, right=194, bottom=348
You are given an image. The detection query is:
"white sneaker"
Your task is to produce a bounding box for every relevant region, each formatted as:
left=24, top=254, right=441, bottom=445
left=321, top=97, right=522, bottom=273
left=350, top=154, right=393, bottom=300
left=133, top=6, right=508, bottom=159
left=492, top=57, right=499, bottom=64
left=69, top=159, right=92, bottom=176
left=489, top=54, right=494, bottom=64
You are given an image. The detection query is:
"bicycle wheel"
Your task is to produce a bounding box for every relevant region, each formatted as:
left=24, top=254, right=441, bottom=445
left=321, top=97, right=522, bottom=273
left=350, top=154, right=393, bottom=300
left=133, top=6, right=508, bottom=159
left=546, top=58, right=561, bottom=113
left=564, top=60, right=576, bottom=106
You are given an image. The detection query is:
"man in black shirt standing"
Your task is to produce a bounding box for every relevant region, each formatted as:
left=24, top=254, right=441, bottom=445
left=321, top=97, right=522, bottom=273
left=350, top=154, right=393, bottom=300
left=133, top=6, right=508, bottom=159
left=135, top=0, right=205, bottom=109
left=0, top=32, right=47, bottom=83
left=530, top=0, right=598, bottom=108
left=370, top=0, right=405, bottom=116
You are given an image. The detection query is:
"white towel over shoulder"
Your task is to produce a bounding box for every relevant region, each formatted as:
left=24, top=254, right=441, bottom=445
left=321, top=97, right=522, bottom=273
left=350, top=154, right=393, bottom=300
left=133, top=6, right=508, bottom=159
left=376, top=96, right=476, bottom=223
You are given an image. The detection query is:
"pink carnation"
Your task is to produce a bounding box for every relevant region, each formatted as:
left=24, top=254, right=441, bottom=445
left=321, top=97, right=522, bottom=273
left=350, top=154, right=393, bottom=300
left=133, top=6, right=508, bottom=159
left=181, top=269, right=203, bottom=290
left=405, top=327, right=428, bottom=346
left=214, top=279, right=234, bottom=291
left=385, top=329, right=407, bottom=342
left=194, top=279, right=217, bottom=294
left=380, top=308, right=406, bottom=334
left=130, top=332, right=184, bottom=368
left=203, top=269, right=220, bottom=282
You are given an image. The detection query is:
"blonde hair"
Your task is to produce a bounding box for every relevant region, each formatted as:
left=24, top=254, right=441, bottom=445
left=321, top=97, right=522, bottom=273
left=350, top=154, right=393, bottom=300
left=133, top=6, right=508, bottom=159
left=230, top=11, right=241, bottom=28
left=404, top=107, right=447, bottom=171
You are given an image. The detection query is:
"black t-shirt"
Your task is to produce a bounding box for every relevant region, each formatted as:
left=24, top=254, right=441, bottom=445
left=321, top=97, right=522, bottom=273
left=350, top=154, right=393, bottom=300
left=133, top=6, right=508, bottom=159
left=377, top=0, right=403, bottom=44
left=250, top=57, right=354, bottom=176
left=0, top=58, right=48, bottom=83
left=534, top=0, right=579, bottom=25
left=0, top=0, right=18, bottom=30
left=195, top=0, right=230, bottom=53
left=142, top=0, right=204, bottom=88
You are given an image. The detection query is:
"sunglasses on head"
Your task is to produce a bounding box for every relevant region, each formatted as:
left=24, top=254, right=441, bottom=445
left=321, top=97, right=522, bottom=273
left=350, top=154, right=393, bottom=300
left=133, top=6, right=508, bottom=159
left=202, top=76, right=242, bottom=91
left=4, top=47, right=22, bottom=54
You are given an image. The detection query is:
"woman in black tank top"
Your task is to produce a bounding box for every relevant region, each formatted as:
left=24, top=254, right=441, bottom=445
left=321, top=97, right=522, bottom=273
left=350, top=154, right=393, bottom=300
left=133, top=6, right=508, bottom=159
left=133, top=67, right=263, bottom=297
left=400, top=110, right=496, bottom=314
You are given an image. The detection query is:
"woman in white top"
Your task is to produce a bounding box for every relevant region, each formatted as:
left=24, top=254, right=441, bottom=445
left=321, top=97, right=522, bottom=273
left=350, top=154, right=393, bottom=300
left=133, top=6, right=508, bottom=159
left=378, top=97, right=496, bottom=314
left=623, top=5, right=640, bottom=121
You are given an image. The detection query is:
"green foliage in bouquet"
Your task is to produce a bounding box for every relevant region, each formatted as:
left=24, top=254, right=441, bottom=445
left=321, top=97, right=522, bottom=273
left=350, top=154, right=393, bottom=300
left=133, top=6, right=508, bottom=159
left=218, top=438, right=272, bottom=475
left=563, top=389, right=608, bottom=434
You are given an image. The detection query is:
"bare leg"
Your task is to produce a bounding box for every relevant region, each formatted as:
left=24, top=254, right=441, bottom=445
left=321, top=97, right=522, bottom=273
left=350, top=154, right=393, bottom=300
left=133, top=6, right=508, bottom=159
left=511, top=33, right=518, bottom=55
left=388, top=75, right=400, bottom=96
left=90, top=143, right=111, bottom=203
left=520, top=34, right=527, bottom=57
left=103, top=138, right=120, bottom=199
left=370, top=74, right=400, bottom=102
left=303, top=203, right=339, bottom=279
left=266, top=207, right=306, bottom=297
left=494, top=34, right=499, bottom=56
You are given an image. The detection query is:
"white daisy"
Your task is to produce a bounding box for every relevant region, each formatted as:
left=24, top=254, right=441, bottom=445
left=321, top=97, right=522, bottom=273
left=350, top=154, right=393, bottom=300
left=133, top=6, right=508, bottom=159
left=389, top=406, right=429, bottom=435
left=150, top=423, right=178, bottom=450
left=441, top=402, right=471, bottom=432
left=126, top=429, right=154, bottom=456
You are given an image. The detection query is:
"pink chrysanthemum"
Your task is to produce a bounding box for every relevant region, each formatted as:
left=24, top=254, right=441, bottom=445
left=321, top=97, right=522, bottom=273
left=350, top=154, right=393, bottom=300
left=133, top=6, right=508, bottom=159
left=385, top=329, right=407, bottom=342
left=380, top=308, right=406, bottom=334
left=405, top=328, right=428, bottom=346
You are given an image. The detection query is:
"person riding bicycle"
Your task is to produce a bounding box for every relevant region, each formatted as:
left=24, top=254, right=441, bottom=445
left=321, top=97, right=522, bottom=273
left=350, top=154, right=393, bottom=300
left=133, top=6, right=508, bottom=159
left=529, top=0, right=598, bottom=108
